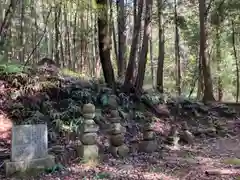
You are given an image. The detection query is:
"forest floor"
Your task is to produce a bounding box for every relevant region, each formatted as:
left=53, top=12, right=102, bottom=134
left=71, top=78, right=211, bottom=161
left=0, top=63, right=240, bottom=179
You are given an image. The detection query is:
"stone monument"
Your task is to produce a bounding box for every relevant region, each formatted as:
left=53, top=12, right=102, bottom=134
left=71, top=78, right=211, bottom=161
left=108, top=110, right=129, bottom=158
left=5, top=124, right=55, bottom=176
left=78, top=103, right=99, bottom=162
left=139, top=112, right=157, bottom=153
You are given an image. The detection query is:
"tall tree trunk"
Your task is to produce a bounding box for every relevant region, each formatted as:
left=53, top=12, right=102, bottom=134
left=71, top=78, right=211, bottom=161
left=174, top=0, right=181, bottom=96
left=97, top=0, right=116, bottom=90
left=54, top=4, right=61, bottom=66
left=216, top=24, right=222, bottom=101
left=123, top=0, right=144, bottom=91
left=149, top=1, right=154, bottom=88
left=135, top=0, right=152, bottom=92
left=19, top=0, right=25, bottom=62
left=156, top=0, right=165, bottom=93
left=198, top=0, right=215, bottom=102
left=117, top=0, right=126, bottom=79
left=231, top=20, right=239, bottom=103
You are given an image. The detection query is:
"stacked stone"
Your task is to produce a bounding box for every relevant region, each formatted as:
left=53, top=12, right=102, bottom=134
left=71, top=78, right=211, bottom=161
left=166, top=125, right=180, bottom=149
left=78, top=103, right=99, bottom=162
left=140, top=113, right=157, bottom=153
left=109, top=110, right=129, bottom=158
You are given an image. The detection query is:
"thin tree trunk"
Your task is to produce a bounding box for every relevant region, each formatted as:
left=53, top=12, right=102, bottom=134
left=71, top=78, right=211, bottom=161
left=156, top=0, right=165, bottom=93
left=97, top=0, right=116, bottom=90
left=117, top=0, right=126, bottom=78
left=19, top=0, right=25, bottom=62
left=231, top=20, right=239, bottom=103
left=174, top=0, right=181, bottom=96
left=123, top=0, right=144, bottom=91
left=135, top=0, right=152, bottom=91
left=54, top=4, right=61, bottom=66
left=216, top=25, right=222, bottom=101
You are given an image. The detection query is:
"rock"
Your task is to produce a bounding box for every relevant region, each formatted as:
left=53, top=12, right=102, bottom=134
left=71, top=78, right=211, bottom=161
left=193, top=127, right=217, bottom=137
left=80, top=133, right=97, bottom=145
left=144, top=122, right=155, bottom=131
left=85, top=119, right=96, bottom=125
left=77, top=145, right=98, bottom=162
left=109, top=145, right=129, bottom=158
left=108, top=95, right=118, bottom=109
left=111, top=123, right=126, bottom=135
left=180, top=130, right=194, bottom=144
left=117, top=145, right=129, bottom=157
left=81, top=124, right=99, bottom=133
left=181, top=121, right=189, bottom=131
left=110, top=110, right=119, bottom=118
left=82, top=103, right=95, bottom=114
left=143, top=130, right=155, bottom=140
left=108, top=117, right=121, bottom=123
left=83, top=113, right=95, bottom=119
left=139, top=140, right=157, bottom=153
left=110, top=134, right=124, bottom=147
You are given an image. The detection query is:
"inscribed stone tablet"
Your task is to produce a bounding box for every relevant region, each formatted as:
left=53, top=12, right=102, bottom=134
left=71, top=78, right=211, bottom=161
left=11, top=124, right=48, bottom=162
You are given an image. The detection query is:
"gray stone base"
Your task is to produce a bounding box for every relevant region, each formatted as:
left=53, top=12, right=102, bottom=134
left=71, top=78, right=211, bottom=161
left=77, top=145, right=98, bottom=162
left=5, top=155, right=55, bottom=176
left=139, top=140, right=157, bottom=153
left=109, top=145, right=129, bottom=158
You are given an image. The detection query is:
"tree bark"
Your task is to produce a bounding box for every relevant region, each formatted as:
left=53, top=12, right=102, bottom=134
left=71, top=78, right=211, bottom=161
left=231, top=20, right=239, bottom=103
left=123, top=0, right=144, bottom=91
left=174, top=0, right=181, bottom=96
left=117, top=0, right=126, bottom=78
left=156, top=0, right=165, bottom=93
left=135, top=0, right=152, bottom=91
left=198, top=0, right=215, bottom=102
left=97, top=0, right=116, bottom=90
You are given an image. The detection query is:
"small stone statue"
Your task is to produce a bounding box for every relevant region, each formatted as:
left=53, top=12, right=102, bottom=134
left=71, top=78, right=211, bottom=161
left=139, top=112, right=157, bottom=153
left=77, top=103, right=99, bottom=162
left=108, top=110, right=129, bottom=158
left=180, top=122, right=194, bottom=144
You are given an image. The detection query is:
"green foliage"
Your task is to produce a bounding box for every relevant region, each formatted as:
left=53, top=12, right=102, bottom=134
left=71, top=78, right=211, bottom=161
left=0, top=63, right=25, bottom=74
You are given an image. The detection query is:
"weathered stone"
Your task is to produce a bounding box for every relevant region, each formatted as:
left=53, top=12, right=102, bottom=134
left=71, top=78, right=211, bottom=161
left=181, top=121, right=189, bottom=131
left=111, top=123, right=126, bottom=135
left=144, top=123, right=155, bottom=131
left=85, top=119, right=96, bottom=125
left=143, top=130, right=155, bottom=140
left=139, top=140, right=157, bottom=153
left=80, top=133, right=97, bottom=145
left=5, top=155, right=55, bottom=176
left=108, top=117, right=121, bottom=123
left=109, top=145, right=129, bottom=158
left=81, top=123, right=99, bottom=133
left=82, top=103, right=95, bottom=114
left=82, top=113, right=95, bottom=119
left=77, top=145, right=98, bottom=162
left=180, top=130, right=194, bottom=144
left=108, top=95, right=118, bottom=109
left=110, top=134, right=124, bottom=147
left=117, top=145, right=129, bottom=157
left=110, top=110, right=119, bottom=118
left=11, top=124, right=48, bottom=162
